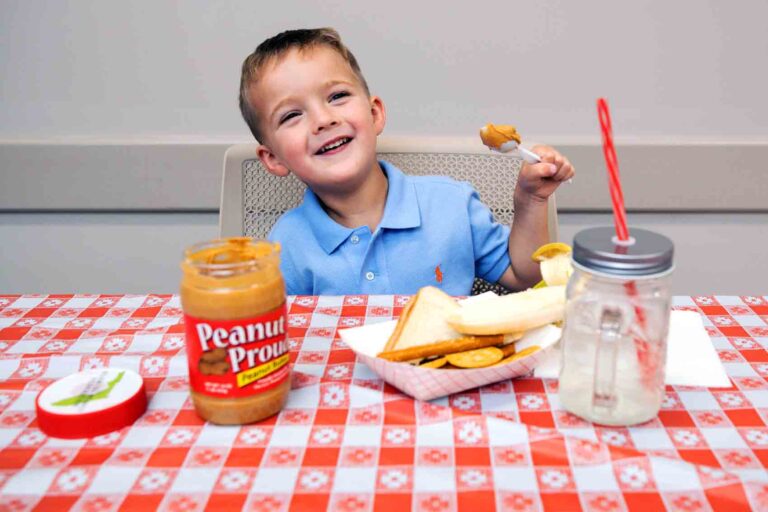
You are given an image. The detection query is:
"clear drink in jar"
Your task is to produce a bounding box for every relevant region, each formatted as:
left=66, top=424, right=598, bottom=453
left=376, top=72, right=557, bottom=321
left=558, top=227, right=674, bottom=426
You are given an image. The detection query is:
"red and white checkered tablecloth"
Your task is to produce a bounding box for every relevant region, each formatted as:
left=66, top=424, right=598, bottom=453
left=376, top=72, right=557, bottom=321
left=0, top=294, right=766, bottom=511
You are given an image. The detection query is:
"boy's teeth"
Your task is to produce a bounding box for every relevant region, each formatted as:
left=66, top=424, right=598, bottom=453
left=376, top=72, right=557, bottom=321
left=319, top=138, right=349, bottom=153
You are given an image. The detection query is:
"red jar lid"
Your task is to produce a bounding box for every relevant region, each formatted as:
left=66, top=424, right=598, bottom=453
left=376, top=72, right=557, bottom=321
left=35, top=368, right=147, bottom=439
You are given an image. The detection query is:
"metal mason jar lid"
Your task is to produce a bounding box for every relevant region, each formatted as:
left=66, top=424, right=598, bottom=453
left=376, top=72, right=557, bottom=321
left=572, top=226, right=674, bottom=277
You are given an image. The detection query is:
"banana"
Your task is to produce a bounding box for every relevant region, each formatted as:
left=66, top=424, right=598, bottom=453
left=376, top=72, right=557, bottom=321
left=447, top=286, right=566, bottom=335
left=541, top=253, right=573, bottom=286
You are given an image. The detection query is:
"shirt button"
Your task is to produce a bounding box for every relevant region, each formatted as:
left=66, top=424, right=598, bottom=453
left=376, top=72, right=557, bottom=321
left=365, top=271, right=375, bottom=281
left=350, top=235, right=360, bottom=244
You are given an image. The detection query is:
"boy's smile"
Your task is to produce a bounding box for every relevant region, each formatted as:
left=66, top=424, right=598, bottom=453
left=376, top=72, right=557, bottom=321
left=248, top=46, right=386, bottom=197
left=316, top=136, right=352, bottom=155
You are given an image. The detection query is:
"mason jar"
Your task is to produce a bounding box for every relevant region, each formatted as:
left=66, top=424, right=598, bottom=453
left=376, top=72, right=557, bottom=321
left=558, top=227, right=674, bottom=426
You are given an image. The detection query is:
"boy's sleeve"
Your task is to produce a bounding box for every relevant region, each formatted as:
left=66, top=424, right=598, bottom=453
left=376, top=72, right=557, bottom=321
left=466, top=188, right=511, bottom=283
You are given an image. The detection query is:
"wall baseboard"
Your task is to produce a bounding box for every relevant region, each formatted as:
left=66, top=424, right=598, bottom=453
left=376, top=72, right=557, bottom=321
left=2, top=140, right=766, bottom=211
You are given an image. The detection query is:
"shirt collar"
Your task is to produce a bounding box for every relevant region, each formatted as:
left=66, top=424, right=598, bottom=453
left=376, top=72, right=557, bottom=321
left=302, top=160, right=422, bottom=254
left=378, top=160, right=422, bottom=230
left=301, top=188, right=353, bottom=254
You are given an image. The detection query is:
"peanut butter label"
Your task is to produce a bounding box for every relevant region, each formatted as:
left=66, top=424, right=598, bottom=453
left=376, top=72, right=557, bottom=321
left=183, top=305, right=289, bottom=398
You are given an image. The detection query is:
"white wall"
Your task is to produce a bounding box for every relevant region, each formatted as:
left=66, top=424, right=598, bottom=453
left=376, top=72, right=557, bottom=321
left=2, top=0, right=767, bottom=143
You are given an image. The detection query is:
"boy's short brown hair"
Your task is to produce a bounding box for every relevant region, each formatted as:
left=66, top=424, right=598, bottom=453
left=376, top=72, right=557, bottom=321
left=239, top=27, right=370, bottom=143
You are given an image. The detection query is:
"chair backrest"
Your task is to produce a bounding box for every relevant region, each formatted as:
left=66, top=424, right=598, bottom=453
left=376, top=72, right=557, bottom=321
left=220, top=140, right=559, bottom=294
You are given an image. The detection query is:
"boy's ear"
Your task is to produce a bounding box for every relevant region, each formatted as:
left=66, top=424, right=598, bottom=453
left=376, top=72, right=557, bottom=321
left=256, top=144, right=290, bottom=177
left=370, top=96, right=386, bottom=136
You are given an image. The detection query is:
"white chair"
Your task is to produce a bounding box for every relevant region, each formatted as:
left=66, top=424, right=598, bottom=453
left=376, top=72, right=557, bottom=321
left=219, top=139, right=559, bottom=295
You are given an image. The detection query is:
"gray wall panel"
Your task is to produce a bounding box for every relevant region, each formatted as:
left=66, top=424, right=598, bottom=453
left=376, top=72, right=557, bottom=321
left=2, top=143, right=767, bottom=211
left=1, top=212, right=765, bottom=296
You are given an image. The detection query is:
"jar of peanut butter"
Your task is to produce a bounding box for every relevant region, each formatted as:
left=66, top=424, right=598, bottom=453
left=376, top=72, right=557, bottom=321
left=180, top=237, right=289, bottom=424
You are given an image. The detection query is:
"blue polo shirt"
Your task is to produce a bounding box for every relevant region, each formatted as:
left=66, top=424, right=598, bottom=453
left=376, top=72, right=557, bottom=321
left=268, top=160, right=511, bottom=295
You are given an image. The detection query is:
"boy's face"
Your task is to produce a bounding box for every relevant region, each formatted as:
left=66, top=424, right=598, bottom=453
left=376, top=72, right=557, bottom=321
left=248, top=46, right=386, bottom=195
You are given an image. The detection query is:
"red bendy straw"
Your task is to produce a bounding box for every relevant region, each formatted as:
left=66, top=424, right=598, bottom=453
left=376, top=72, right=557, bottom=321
left=596, top=98, right=657, bottom=387
left=597, top=98, right=630, bottom=241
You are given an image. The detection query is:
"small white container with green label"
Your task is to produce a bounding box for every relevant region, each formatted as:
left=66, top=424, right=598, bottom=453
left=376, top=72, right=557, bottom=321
left=36, top=368, right=147, bottom=438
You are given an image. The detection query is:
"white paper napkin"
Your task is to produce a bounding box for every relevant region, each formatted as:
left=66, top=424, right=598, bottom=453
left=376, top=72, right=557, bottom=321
left=534, top=310, right=731, bottom=387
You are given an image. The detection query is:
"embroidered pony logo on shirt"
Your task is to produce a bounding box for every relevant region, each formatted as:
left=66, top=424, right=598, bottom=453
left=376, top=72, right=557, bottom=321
left=435, top=265, right=443, bottom=284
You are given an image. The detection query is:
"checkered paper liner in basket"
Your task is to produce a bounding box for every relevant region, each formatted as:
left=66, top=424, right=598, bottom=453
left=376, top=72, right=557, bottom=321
left=339, top=318, right=562, bottom=401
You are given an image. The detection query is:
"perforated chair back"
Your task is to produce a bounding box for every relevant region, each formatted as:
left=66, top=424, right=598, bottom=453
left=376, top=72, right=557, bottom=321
left=220, top=140, right=559, bottom=294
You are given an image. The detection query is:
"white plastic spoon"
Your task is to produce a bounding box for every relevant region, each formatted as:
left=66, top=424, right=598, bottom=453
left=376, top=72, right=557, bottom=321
left=497, top=139, right=542, bottom=164
left=488, top=131, right=573, bottom=184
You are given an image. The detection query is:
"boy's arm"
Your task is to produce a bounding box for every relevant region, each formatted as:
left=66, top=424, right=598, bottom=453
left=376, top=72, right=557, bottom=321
left=496, top=192, right=550, bottom=290
left=496, top=145, right=575, bottom=291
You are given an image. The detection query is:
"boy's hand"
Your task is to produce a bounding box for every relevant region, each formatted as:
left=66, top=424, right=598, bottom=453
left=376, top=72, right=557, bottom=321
left=516, top=145, right=575, bottom=201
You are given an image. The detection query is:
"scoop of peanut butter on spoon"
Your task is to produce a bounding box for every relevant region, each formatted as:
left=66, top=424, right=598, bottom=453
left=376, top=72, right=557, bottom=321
left=479, top=124, right=521, bottom=150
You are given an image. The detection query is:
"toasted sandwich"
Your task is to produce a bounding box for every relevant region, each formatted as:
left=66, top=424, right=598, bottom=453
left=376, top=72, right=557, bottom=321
left=379, top=287, right=508, bottom=363
left=383, top=286, right=462, bottom=352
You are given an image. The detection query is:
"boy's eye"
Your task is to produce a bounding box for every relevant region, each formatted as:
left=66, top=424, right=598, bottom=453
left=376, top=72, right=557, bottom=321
left=279, top=111, right=299, bottom=125
left=329, top=91, right=350, bottom=102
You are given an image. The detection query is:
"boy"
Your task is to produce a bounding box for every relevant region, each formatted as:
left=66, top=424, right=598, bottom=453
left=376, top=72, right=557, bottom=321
left=238, top=28, right=575, bottom=296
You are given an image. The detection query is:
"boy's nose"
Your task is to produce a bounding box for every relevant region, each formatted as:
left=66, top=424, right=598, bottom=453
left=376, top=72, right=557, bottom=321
left=312, top=109, right=340, bottom=133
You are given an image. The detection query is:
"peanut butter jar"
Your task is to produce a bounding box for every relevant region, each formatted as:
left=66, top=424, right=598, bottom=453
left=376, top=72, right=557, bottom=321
left=180, top=237, right=289, bottom=424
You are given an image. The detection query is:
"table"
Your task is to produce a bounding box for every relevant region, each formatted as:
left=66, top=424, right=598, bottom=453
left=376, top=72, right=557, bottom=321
left=0, top=294, right=766, bottom=511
